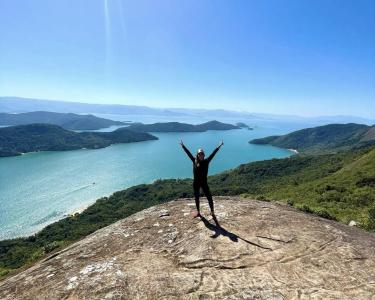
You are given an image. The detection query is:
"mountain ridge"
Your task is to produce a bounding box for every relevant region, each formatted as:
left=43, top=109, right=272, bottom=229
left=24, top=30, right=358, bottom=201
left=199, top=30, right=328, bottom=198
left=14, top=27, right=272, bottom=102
left=126, top=120, right=240, bottom=132
left=0, top=111, right=125, bottom=130
left=2, top=97, right=374, bottom=124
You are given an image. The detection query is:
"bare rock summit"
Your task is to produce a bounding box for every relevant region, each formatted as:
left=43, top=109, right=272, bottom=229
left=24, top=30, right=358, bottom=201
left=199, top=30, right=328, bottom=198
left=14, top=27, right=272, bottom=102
left=1, top=196, right=375, bottom=299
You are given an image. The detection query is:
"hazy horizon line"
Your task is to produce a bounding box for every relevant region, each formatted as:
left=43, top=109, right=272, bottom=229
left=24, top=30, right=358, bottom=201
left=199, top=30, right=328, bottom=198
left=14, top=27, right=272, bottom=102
left=1, top=95, right=374, bottom=121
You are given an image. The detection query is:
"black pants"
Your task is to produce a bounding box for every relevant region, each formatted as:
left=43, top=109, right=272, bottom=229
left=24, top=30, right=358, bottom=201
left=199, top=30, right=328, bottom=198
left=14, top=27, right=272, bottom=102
left=193, top=181, right=214, bottom=213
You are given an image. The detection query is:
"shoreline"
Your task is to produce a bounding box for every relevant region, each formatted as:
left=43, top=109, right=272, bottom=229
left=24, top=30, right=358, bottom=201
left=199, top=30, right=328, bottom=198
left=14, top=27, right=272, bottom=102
left=288, top=148, right=299, bottom=154
left=65, top=204, right=91, bottom=217
left=0, top=138, right=159, bottom=158
left=0, top=203, right=96, bottom=241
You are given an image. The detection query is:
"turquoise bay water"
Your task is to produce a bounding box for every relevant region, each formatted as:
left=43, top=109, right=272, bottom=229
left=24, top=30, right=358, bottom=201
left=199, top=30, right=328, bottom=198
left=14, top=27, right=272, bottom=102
left=0, top=125, right=293, bottom=240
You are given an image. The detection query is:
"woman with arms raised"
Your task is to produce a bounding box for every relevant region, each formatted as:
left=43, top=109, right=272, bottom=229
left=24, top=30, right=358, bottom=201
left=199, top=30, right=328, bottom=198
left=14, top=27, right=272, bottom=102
left=179, top=140, right=224, bottom=218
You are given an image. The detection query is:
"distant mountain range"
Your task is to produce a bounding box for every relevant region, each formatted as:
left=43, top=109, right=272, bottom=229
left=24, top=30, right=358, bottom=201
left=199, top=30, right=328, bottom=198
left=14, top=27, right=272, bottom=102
left=250, top=123, right=375, bottom=154
left=1, top=97, right=373, bottom=125
left=126, top=120, right=239, bottom=132
left=0, top=97, right=186, bottom=116
left=0, top=110, right=239, bottom=132
left=0, top=124, right=157, bottom=157
left=0, top=111, right=125, bottom=130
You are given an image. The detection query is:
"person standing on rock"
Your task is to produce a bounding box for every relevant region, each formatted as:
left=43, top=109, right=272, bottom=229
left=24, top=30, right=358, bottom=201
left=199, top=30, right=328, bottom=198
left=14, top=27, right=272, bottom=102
left=179, top=140, right=224, bottom=218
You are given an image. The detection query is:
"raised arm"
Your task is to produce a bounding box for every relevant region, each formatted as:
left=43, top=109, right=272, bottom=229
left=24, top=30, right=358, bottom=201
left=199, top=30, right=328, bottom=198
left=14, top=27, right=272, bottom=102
left=180, top=140, right=194, bottom=162
left=207, top=140, right=224, bottom=162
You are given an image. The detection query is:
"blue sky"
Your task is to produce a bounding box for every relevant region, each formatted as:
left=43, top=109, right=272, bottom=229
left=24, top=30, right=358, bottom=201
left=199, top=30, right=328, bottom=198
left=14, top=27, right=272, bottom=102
left=0, top=0, right=374, bottom=117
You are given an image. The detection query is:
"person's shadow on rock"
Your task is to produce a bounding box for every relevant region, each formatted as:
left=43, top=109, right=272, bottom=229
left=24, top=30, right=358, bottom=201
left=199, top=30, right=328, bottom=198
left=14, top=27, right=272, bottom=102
left=200, top=215, right=272, bottom=250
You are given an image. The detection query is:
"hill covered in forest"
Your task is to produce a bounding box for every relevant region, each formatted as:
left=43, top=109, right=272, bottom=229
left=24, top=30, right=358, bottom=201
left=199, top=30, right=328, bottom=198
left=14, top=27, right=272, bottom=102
left=126, top=120, right=240, bottom=132
left=0, top=124, right=157, bottom=157
left=250, top=123, right=375, bottom=154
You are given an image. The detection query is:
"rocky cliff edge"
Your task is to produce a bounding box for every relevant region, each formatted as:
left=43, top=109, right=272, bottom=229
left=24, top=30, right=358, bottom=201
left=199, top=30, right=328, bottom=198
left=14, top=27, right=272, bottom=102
left=1, top=196, right=375, bottom=299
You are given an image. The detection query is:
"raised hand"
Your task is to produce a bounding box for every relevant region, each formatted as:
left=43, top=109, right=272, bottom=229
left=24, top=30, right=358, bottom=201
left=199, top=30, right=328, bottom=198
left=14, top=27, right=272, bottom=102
left=179, top=140, right=184, bottom=146
left=219, top=140, right=224, bottom=147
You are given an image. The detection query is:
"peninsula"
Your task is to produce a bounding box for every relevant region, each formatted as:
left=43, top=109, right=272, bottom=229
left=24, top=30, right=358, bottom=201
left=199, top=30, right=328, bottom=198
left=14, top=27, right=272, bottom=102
left=0, top=124, right=157, bottom=157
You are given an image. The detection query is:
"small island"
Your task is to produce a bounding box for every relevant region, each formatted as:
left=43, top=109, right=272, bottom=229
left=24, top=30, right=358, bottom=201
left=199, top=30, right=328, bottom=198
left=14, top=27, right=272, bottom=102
left=235, top=122, right=253, bottom=130
left=0, top=111, right=126, bottom=130
left=126, top=120, right=240, bottom=132
left=0, top=124, right=158, bottom=157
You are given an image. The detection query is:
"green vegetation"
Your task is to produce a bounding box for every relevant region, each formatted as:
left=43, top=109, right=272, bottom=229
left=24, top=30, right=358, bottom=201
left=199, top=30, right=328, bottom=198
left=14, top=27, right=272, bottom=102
left=0, top=124, right=158, bottom=157
left=236, top=122, right=253, bottom=130
left=126, top=120, right=240, bottom=132
left=1, top=145, right=374, bottom=279
left=250, top=123, right=375, bottom=154
left=0, top=111, right=125, bottom=130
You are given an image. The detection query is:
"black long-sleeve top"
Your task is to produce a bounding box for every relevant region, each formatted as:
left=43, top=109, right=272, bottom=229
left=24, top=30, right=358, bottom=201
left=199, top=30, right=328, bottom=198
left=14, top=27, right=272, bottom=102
left=182, top=144, right=220, bottom=183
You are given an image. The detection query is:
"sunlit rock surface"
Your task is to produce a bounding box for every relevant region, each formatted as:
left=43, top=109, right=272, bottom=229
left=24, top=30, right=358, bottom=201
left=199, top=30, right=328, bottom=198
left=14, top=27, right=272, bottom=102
left=1, top=196, right=375, bottom=299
